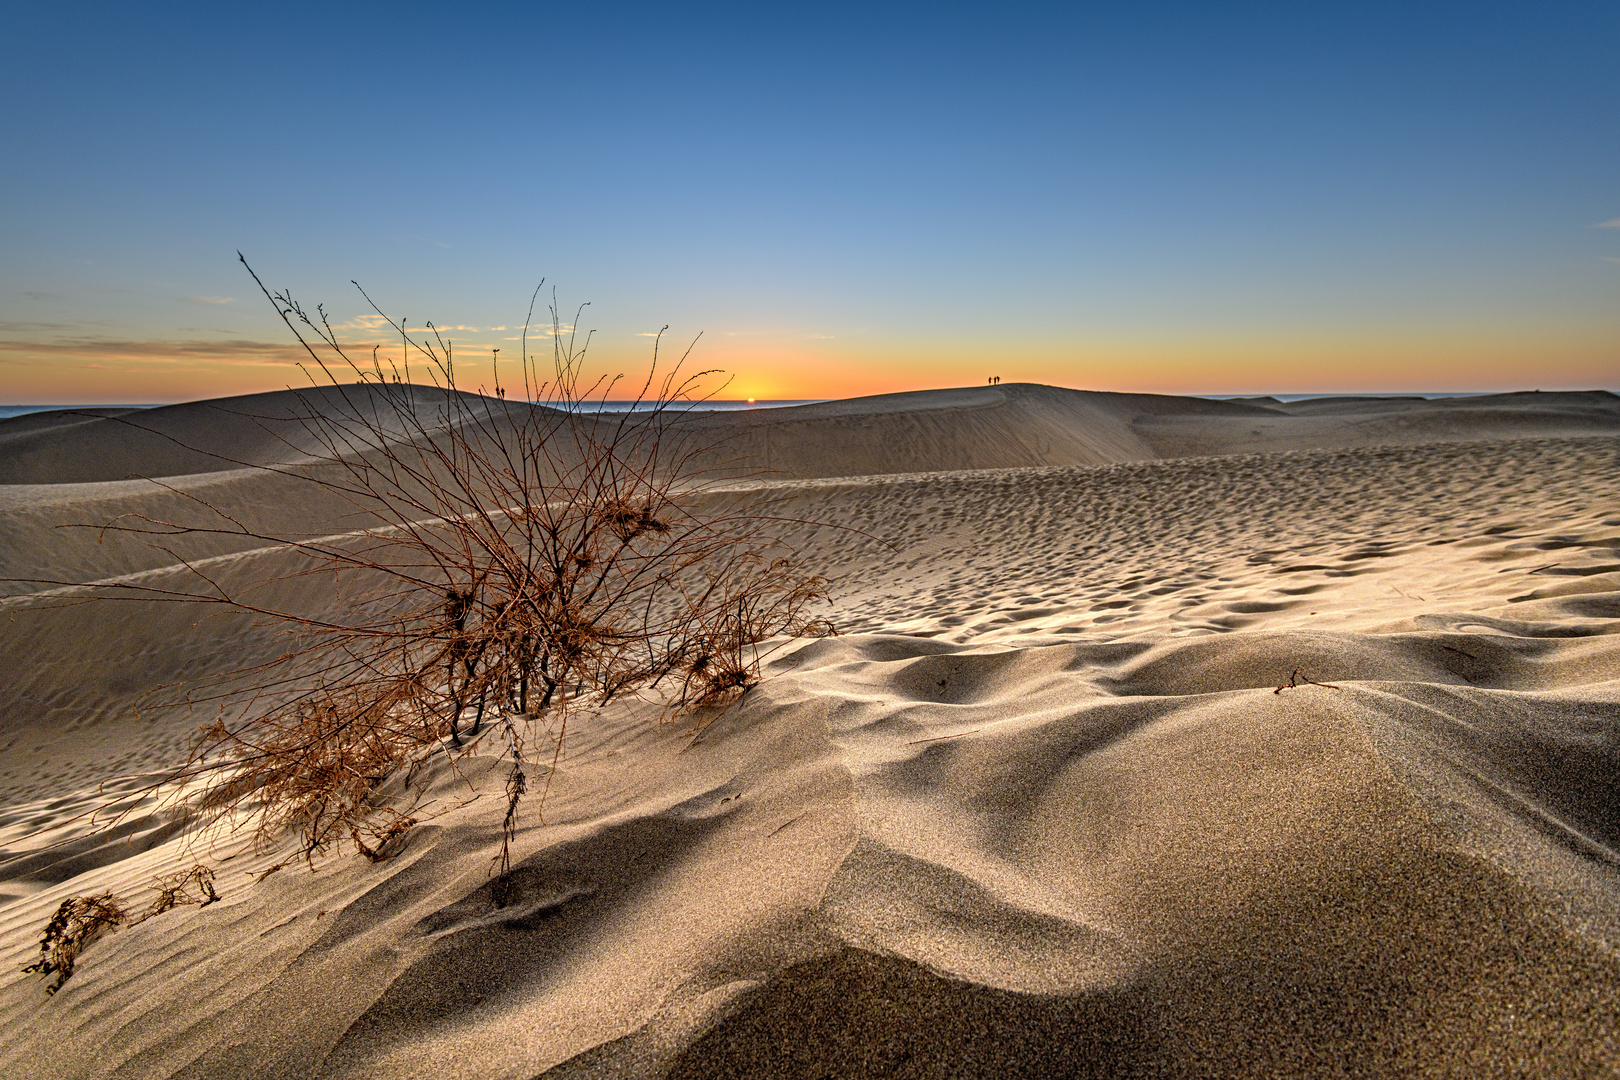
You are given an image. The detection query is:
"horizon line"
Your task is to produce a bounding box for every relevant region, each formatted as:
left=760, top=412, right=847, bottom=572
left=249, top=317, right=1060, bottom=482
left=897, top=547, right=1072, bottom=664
left=4, top=385, right=1616, bottom=416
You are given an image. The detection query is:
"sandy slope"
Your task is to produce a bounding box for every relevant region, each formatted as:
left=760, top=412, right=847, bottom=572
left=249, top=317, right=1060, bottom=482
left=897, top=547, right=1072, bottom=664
left=5, top=384, right=1617, bottom=488
left=0, top=388, right=1617, bottom=1077
left=3, top=384, right=1614, bottom=589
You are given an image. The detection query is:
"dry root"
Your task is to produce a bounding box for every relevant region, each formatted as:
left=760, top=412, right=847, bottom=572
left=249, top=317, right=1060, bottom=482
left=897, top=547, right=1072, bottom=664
left=351, top=811, right=418, bottom=863
left=1274, top=667, right=1342, bottom=693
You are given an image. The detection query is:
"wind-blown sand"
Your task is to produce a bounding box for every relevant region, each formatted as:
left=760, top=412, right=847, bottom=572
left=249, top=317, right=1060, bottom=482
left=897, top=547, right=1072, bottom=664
left=0, top=385, right=1617, bottom=1077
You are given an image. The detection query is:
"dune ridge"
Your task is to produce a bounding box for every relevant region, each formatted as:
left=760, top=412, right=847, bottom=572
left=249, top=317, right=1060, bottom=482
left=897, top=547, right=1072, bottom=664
left=5, top=384, right=1617, bottom=488
left=0, top=386, right=1616, bottom=1077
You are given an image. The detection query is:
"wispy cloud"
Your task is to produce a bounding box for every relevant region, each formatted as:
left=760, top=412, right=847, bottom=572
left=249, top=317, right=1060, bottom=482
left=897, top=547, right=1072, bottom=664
left=1604, top=256, right=1620, bottom=264
left=1596, top=218, right=1620, bottom=229
left=0, top=320, right=74, bottom=334
left=324, top=315, right=526, bottom=336
left=0, top=335, right=311, bottom=368
left=521, top=323, right=575, bottom=337
left=179, top=296, right=236, bottom=305
left=318, top=315, right=381, bottom=331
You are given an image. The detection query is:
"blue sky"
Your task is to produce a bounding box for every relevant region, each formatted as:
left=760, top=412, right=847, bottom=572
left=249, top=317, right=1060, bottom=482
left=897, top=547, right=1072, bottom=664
left=3, top=1, right=1617, bottom=401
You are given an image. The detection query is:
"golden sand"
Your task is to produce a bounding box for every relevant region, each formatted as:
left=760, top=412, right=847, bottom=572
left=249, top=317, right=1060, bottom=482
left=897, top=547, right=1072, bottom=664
left=1, top=386, right=1616, bottom=1077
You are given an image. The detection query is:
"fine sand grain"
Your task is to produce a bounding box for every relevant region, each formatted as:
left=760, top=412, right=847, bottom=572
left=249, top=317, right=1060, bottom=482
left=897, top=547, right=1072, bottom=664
left=0, top=387, right=1616, bottom=1077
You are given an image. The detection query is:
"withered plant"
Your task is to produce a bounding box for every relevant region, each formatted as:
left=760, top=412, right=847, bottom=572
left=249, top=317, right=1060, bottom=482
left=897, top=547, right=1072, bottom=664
left=61, top=258, right=834, bottom=871
left=1273, top=667, right=1342, bottom=694
left=25, top=866, right=221, bottom=993
left=144, top=865, right=220, bottom=917
left=23, top=894, right=129, bottom=994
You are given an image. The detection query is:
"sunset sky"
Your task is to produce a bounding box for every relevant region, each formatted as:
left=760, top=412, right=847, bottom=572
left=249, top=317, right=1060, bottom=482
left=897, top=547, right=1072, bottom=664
left=4, top=1, right=1618, bottom=404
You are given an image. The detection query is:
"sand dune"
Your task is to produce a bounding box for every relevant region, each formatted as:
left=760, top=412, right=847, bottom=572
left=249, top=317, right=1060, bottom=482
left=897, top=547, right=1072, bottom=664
left=0, top=386, right=1617, bottom=1077
left=6, top=383, right=1616, bottom=488
left=4, top=384, right=1614, bottom=591
left=686, top=385, right=1620, bottom=478
left=0, top=385, right=494, bottom=486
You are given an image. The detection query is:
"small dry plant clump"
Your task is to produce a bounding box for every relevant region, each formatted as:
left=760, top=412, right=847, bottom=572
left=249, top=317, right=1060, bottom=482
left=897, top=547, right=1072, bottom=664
left=24, top=867, right=220, bottom=994
left=41, top=260, right=833, bottom=911
left=145, top=865, right=221, bottom=916
left=23, top=894, right=128, bottom=995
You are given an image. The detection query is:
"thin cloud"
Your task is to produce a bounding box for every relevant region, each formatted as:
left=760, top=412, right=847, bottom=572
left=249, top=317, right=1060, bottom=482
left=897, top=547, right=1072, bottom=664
left=0, top=335, right=312, bottom=368
left=1596, top=218, right=1620, bottom=228
left=179, top=296, right=236, bottom=305
left=324, top=315, right=392, bottom=331
left=0, top=320, right=74, bottom=334
left=326, top=315, right=521, bottom=335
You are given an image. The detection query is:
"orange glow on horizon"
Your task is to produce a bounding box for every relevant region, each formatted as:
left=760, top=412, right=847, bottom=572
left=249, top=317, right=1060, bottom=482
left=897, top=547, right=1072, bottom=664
left=2, top=325, right=1616, bottom=405
left=680, top=327, right=1620, bottom=400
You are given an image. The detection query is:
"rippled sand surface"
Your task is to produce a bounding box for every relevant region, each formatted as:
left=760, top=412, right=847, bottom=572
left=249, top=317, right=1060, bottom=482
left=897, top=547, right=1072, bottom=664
left=1, top=388, right=1617, bottom=1078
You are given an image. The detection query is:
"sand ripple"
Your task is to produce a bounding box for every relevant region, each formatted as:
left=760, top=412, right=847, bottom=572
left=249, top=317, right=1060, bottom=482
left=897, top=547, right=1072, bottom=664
left=0, top=406, right=1617, bottom=1077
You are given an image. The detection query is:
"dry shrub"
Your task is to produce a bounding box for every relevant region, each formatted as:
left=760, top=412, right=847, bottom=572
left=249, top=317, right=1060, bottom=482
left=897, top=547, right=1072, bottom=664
left=23, top=894, right=129, bottom=994
left=21, top=268, right=836, bottom=992
left=667, top=554, right=838, bottom=709
left=145, top=865, right=220, bottom=916
left=26, top=867, right=222, bottom=994
left=64, top=261, right=835, bottom=875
